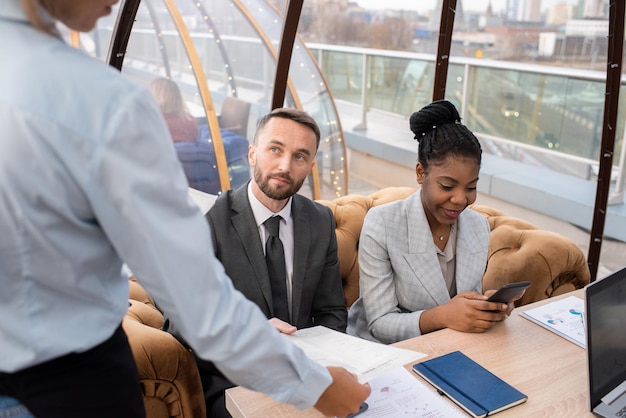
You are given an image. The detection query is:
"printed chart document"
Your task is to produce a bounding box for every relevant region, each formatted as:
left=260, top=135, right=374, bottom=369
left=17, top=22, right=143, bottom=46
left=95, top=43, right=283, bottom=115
left=519, top=295, right=586, bottom=348
left=282, top=326, right=426, bottom=383
left=358, top=366, right=466, bottom=417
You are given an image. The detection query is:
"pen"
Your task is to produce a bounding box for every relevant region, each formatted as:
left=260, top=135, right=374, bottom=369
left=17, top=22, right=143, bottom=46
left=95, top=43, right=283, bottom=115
left=346, top=402, right=368, bottom=418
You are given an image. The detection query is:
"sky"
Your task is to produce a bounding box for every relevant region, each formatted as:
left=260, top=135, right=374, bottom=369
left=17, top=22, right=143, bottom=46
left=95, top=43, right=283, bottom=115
left=354, top=0, right=578, bottom=14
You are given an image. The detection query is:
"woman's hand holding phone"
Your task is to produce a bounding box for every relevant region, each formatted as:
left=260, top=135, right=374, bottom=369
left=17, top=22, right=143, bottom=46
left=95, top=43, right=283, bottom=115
left=484, top=281, right=531, bottom=314
left=486, top=281, right=531, bottom=304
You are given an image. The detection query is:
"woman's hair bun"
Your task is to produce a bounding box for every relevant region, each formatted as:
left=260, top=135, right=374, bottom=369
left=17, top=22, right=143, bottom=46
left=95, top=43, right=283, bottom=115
left=409, top=100, right=461, bottom=140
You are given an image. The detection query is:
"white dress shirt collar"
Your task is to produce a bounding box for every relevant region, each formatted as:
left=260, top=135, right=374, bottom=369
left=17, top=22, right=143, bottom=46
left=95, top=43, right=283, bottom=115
left=247, top=181, right=293, bottom=228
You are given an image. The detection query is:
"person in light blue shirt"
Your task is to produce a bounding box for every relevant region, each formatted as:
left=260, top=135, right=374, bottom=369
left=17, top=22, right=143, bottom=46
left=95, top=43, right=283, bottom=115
left=0, top=1, right=369, bottom=417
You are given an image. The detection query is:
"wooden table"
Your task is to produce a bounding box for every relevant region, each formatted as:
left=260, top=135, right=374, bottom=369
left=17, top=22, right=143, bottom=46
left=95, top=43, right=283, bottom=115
left=226, top=290, right=592, bottom=417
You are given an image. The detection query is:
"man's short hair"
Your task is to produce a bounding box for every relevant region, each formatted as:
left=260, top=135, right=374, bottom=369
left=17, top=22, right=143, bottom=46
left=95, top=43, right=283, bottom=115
left=254, top=108, right=321, bottom=149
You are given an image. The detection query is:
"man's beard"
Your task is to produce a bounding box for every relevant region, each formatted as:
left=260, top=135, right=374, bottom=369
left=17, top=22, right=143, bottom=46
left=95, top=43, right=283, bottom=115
left=254, top=167, right=305, bottom=201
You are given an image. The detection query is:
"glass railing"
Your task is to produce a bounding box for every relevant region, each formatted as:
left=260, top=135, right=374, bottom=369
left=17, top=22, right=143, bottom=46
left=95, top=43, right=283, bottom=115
left=309, top=43, right=626, bottom=198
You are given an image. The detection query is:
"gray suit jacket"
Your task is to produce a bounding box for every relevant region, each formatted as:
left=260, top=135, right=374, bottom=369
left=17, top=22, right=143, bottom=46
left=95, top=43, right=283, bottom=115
left=206, top=183, right=347, bottom=332
left=347, top=191, right=490, bottom=343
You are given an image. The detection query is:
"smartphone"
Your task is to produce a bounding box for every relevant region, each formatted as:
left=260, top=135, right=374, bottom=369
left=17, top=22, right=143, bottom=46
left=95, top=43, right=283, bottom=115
left=346, top=402, right=368, bottom=418
left=486, top=281, right=531, bottom=304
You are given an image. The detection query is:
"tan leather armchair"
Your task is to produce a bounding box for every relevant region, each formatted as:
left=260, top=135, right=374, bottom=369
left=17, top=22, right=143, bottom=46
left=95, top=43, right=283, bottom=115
left=316, top=187, right=417, bottom=307
left=470, top=204, right=590, bottom=306
left=124, top=277, right=206, bottom=418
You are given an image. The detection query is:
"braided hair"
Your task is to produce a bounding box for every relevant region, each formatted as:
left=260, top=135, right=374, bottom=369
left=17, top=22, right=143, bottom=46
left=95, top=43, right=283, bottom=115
left=409, top=100, right=482, bottom=173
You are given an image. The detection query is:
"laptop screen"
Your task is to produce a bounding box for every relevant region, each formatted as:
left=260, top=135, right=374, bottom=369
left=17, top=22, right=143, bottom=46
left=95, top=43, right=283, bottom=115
left=586, top=266, right=626, bottom=410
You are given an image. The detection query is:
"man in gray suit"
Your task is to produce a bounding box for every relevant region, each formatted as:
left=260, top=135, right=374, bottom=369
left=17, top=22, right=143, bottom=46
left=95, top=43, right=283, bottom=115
left=199, top=108, right=347, bottom=417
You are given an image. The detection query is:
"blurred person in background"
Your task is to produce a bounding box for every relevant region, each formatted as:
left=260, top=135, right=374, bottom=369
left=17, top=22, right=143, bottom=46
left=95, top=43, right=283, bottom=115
left=149, top=77, right=198, bottom=143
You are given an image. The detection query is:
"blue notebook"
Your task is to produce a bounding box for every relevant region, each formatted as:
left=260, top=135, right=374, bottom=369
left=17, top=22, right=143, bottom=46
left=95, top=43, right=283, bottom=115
left=413, top=351, right=527, bottom=417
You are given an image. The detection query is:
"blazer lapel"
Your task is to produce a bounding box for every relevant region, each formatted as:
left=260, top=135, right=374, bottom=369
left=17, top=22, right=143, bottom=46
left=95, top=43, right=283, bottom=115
left=290, top=196, right=310, bottom=324
left=404, top=192, right=451, bottom=305
left=231, top=186, right=274, bottom=309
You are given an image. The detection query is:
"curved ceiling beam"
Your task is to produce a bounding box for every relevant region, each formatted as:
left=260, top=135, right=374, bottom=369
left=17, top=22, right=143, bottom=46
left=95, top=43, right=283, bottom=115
left=231, top=0, right=303, bottom=110
left=269, top=0, right=321, bottom=198
left=105, top=0, right=229, bottom=191
left=144, top=0, right=172, bottom=78
left=162, top=0, right=231, bottom=191
left=271, top=0, right=302, bottom=110
left=587, top=0, right=625, bottom=281
left=107, top=0, right=141, bottom=70
left=191, top=1, right=239, bottom=97
left=298, top=35, right=349, bottom=198
left=432, top=0, right=456, bottom=101
left=232, top=0, right=324, bottom=197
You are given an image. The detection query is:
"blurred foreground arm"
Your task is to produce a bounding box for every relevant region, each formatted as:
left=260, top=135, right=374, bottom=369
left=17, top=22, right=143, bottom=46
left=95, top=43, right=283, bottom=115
left=315, top=367, right=371, bottom=417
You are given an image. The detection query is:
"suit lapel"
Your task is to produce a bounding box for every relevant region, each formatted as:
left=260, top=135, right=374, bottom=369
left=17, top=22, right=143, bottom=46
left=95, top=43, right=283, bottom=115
left=231, top=186, right=274, bottom=309
left=290, top=195, right=309, bottom=324
left=404, top=192, right=451, bottom=305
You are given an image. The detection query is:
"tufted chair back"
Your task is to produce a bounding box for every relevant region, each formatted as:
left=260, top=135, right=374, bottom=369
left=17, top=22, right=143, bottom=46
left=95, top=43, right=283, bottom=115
left=316, top=187, right=419, bottom=307
left=125, top=277, right=206, bottom=418
left=470, top=204, right=590, bottom=306
left=317, top=187, right=590, bottom=308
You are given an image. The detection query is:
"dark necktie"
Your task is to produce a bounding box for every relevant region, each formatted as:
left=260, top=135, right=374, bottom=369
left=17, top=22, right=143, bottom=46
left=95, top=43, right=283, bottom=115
left=263, top=216, right=289, bottom=323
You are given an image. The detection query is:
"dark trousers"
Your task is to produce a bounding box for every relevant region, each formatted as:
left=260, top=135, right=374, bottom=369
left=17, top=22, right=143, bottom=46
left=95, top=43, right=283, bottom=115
left=0, top=325, right=145, bottom=418
left=195, top=357, right=234, bottom=418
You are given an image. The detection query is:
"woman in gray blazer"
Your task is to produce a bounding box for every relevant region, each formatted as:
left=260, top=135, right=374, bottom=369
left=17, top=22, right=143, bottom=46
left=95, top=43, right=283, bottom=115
left=348, top=100, right=515, bottom=344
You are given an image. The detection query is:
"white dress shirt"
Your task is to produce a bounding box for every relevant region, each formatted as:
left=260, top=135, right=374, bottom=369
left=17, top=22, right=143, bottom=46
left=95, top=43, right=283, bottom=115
left=247, top=182, right=295, bottom=312
left=0, top=0, right=330, bottom=409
